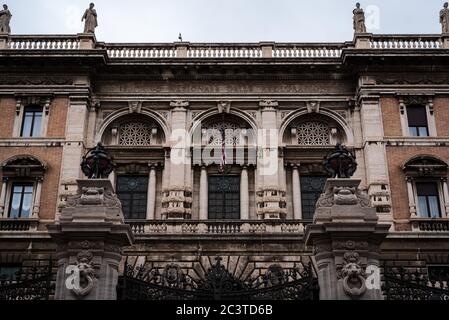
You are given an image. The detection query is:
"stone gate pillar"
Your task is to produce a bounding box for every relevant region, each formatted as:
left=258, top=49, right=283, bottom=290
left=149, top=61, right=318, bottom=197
left=305, top=179, right=390, bottom=300
left=48, top=179, right=134, bottom=300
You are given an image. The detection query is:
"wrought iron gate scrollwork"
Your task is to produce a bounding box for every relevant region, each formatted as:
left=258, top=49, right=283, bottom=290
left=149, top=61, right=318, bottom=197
left=0, top=260, right=54, bottom=300
left=382, top=267, right=449, bottom=301
left=118, top=257, right=319, bottom=300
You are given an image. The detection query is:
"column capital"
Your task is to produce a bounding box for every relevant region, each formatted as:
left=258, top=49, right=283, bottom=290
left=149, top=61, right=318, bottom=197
left=170, top=100, right=190, bottom=111
left=259, top=100, right=278, bottom=111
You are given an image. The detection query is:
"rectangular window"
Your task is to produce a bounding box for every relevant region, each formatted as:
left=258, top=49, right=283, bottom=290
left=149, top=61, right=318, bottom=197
left=300, top=176, right=327, bottom=220
left=116, top=176, right=148, bottom=220
left=8, top=184, right=34, bottom=218
left=208, top=176, right=240, bottom=220
left=21, top=106, right=43, bottom=137
left=407, top=105, right=429, bottom=137
left=0, top=264, right=21, bottom=279
left=416, top=182, right=441, bottom=218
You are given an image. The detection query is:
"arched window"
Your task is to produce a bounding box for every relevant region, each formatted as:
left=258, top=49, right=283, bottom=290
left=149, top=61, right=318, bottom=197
left=296, top=121, right=330, bottom=146
left=0, top=156, right=47, bottom=228
left=402, top=156, right=449, bottom=220
left=283, top=114, right=345, bottom=146
left=101, top=115, right=164, bottom=147
left=119, top=121, right=153, bottom=146
left=206, top=121, right=244, bottom=146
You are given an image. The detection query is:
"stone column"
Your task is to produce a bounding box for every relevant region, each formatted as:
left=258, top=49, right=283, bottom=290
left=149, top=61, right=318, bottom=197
left=146, top=166, right=157, bottom=220
left=0, top=178, right=8, bottom=217
left=305, top=179, right=390, bottom=300
left=48, top=179, right=134, bottom=300
left=292, top=165, right=302, bottom=220
left=31, top=178, right=43, bottom=219
left=442, top=178, right=449, bottom=217
left=57, top=95, right=90, bottom=217
left=199, top=166, right=208, bottom=220
left=406, top=177, right=417, bottom=217
left=165, top=100, right=191, bottom=219
left=240, top=166, right=249, bottom=220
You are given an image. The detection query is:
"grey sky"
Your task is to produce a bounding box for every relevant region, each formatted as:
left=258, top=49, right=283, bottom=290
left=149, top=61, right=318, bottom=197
left=7, top=0, right=446, bottom=43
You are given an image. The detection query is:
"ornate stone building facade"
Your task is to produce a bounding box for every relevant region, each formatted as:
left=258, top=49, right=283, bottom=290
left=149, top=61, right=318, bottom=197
left=1, top=5, right=449, bottom=299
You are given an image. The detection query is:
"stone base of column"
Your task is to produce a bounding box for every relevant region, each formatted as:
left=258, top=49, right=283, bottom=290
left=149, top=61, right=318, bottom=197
left=256, top=186, right=287, bottom=220
left=305, top=179, right=390, bottom=300
left=48, top=179, right=134, bottom=300
left=161, top=186, right=193, bottom=219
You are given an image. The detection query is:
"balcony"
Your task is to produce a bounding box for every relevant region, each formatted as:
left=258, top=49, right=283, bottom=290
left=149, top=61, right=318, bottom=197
left=411, top=218, right=449, bottom=232
left=0, top=218, right=39, bottom=232
left=126, top=219, right=310, bottom=239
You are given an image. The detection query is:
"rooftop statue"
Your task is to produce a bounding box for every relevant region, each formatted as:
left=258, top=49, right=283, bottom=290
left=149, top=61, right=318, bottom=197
left=353, top=3, right=367, bottom=34
left=441, top=2, right=449, bottom=33
left=0, top=4, right=11, bottom=34
left=82, top=3, right=98, bottom=34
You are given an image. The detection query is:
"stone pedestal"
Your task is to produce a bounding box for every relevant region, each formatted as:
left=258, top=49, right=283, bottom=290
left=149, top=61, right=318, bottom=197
left=442, top=33, right=449, bottom=49
left=48, top=179, right=134, bottom=300
left=77, top=33, right=97, bottom=49
left=304, top=179, right=390, bottom=300
left=354, top=33, right=373, bottom=49
left=0, top=34, right=8, bottom=49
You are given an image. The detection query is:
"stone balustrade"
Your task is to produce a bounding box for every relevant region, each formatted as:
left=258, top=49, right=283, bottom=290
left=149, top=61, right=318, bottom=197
left=127, top=219, right=308, bottom=235
left=2, top=34, right=447, bottom=59
left=412, top=219, right=449, bottom=232
left=0, top=218, right=38, bottom=231
left=7, top=35, right=80, bottom=50
left=369, top=35, right=443, bottom=49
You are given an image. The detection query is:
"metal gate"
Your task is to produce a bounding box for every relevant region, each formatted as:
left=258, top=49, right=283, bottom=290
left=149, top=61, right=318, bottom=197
left=118, top=257, right=319, bottom=300
left=0, top=259, right=54, bottom=300
left=383, top=267, right=449, bottom=300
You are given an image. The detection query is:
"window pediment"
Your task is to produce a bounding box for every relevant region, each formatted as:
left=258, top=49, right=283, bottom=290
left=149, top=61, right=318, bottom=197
left=1, top=155, right=47, bottom=178
left=402, top=156, right=448, bottom=178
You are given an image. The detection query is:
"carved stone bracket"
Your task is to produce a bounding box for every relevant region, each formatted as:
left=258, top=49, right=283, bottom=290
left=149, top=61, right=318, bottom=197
left=316, top=183, right=370, bottom=209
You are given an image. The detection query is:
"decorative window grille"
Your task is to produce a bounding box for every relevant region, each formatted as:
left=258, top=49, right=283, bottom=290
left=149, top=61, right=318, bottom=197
left=297, top=121, right=330, bottom=146
left=206, top=122, right=242, bottom=146
left=119, top=122, right=152, bottom=146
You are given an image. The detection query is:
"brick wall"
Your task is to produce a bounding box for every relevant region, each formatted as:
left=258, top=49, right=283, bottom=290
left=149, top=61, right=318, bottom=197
left=380, top=97, right=402, bottom=137
left=47, top=97, right=69, bottom=137
left=0, top=98, right=16, bottom=138
left=433, top=97, right=449, bottom=137
left=386, top=146, right=449, bottom=230
left=0, top=147, right=63, bottom=220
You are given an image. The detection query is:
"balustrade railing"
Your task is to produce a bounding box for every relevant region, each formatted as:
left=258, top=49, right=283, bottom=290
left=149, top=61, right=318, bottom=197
left=187, top=44, right=262, bottom=58
left=126, top=219, right=309, bottom=235
left=106, top=44, right=177, bottom=58
left=273, top=44, right=344, bottom=58
left=370, top=35, right=443, bottom=49
left=7, top=35, right=80, bottom=50
left=3, top=34, right=446, bottom=60
left=416, top=220, right=449, bottom=232
left=0, top=219, right=37, bottom=231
